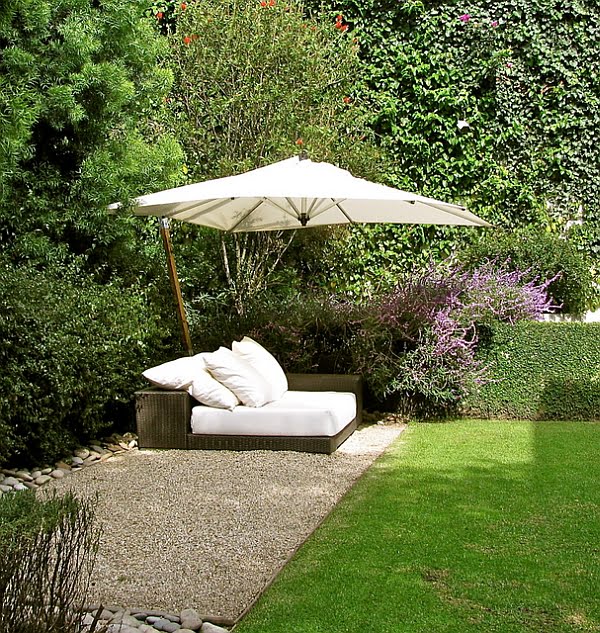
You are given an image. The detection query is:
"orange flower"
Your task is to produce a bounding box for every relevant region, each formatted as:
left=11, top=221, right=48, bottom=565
left=183, top=35, right=192, bottom=44
left=269, top=0, right=276, bottom=5
left=260, top=0, right=267, bottom=5
left=343, top=96, right=351, bottom=104
left=296, top=138, right=304, bottom=145
left=156, top=11, right=163, bottom=19
left=181, top=2, right=187, bottom=9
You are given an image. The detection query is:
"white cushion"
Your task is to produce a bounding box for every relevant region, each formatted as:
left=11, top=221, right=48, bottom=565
left=188, top=354, right=239, bottom=410
left=203, top=347, right=273, bottom=407
left=191, top=390, right=356, bottom=436
left=142, top=354, right=239, bottom=410
left=231, top=336, right=288, bottom=400
left=142, top=355, right=202, bottom=391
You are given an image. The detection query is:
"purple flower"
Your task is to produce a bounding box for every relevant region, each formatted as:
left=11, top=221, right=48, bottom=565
left=491, top=19, right=499, bottom=27
left=459, top=13, right=471, bottom=22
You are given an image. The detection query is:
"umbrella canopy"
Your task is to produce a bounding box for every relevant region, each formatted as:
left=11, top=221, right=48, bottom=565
left=111, top=155, right=490, bottom=355
left=114, top=156, right=490, bottom=231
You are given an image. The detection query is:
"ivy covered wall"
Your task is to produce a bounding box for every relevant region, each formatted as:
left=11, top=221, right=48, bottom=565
left=303, top=0, right=599, bottom=286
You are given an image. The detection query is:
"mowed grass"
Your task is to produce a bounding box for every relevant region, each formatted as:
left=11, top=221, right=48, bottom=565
left=235, top=421, right=600, bottom=633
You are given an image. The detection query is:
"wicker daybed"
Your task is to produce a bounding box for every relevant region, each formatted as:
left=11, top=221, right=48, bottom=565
left=135, top=373, right=363, bottom=454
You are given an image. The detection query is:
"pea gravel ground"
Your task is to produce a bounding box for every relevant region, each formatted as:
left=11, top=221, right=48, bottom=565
left=49, top=422, right=405, bottom=622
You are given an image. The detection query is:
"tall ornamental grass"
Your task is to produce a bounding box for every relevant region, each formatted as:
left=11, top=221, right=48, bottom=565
left=0, top=491, right=100, bottom=633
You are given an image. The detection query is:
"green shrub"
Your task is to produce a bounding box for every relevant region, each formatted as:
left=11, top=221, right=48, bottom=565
left=463, top=322, right=600, bottom=420
left=0, top=261, right=174, bottom=466
left=0, top=491, right=100, bottom=633
left=191, top=292, right=360, bottom=375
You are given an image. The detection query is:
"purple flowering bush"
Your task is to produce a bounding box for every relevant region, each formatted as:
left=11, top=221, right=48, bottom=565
left=354, top=259, right=557, bottom=414
left=195, top=259, right=556, bottom=416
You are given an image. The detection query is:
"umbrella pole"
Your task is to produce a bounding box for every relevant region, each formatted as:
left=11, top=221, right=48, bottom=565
left=159, top=218, right=194, bottom=356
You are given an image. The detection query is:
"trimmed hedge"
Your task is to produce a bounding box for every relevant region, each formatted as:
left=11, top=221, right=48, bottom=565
left=464, top=322, right=600, bottom=420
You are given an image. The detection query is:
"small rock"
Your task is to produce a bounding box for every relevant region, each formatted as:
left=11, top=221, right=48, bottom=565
left=90, top=445, right=105, bottom=454
left=163, top=623, right=180, bottom=633
left=50, top=469, right=66, bottom=479
left=90, top=608, right=114, bottom=620
left=30, top=470, right=42, bottom=479
left=35, top=475, right=52, bottom=485
left=15, top=471, right=33, bottom=482
left=132, top=613, right=148, bottom=621
left=1, top=468, right=17, bottom=476
left=56, top=461, right=72, bottom=470
left=200, top=624, right=229, bottom=633
left=111, top=614, right=142, bottom=628
left=74, top=448, right=90, bottom=459
left=3, top=477, right=19, bottom=487
left=178, top=629, right=197, bottom=633
left=41, top=467, right=52, bottom=475
left=180, top=609, right=202, bottom=631
left=146, top=617, right=162, bottom=625
left=162, top=615, right=181, bottom=624
left=152, top=619, right=171, bottom=631
left=13, top=483, right=28, bottom=492
left=0, top=484, right=12, bottom=493
left=24, top=481, right=38, bottom=490
left=82, top=614, right=96, bottom=626
left=106, top=444, right=123, bottom=452
left=139, top=626, right=157, bottom=633
left=128, top=440, right=137, bottom=449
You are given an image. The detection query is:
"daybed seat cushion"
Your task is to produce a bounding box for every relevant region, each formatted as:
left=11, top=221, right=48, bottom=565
left=190, top=390, right=356, bottom=437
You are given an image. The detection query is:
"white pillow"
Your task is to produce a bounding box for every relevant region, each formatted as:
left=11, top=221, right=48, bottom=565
left=231, top=336, right=288, bottom=400
left=142, top=355, right=202, bottom=391
left=204, top=347, right=273, bottom=407
left=143, top=354, right=239, bottom=410
left=188, top=354, right=239, bottom=410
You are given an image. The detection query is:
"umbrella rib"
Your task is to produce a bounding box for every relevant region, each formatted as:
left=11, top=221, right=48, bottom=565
left=331, top=200, right=354, bottom=224
left=414, top=201, right=489, bottom=225
left=304, top=198, right=349, bottom=220
left=270, top=198, right=301, bottom=220
left=166, top=198, right=230, bottom=222
left=227, top=198, right=267, bottom=233
left=284, top=197, right=302, bottom=222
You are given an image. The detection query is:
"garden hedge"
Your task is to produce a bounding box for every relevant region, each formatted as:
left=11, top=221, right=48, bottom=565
left=464, top=321, right=600, bottom=420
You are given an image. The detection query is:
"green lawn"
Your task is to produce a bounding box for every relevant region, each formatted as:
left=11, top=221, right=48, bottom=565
left=235, top=421, right=600, bottom=633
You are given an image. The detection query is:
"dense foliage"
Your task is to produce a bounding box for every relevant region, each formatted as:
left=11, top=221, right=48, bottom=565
left=0, top=0, right=183, bottom=465
left=0, top=261, right=174, bottom=466
left=465, top=322, right=600, bottom=420
left=0, top=0, right=183, bottom=271
left=302, top=0, right=599, bottom=299
left=458, top=227, right=594, bottom=315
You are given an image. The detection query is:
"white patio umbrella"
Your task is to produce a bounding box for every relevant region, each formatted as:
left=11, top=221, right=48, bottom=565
left=122, top=155, right=489, bottom=231
left=111, top=155, right=490, bottom=353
